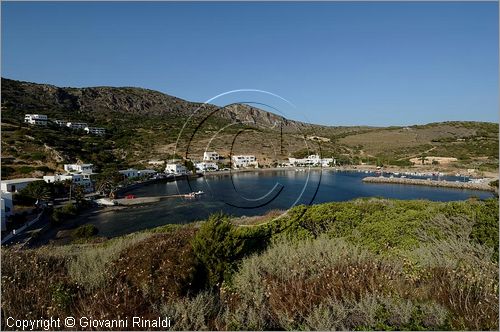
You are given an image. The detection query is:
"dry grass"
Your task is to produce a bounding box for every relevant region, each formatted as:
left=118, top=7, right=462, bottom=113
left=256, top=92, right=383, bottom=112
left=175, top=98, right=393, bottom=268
left=223, top=236, right=498, bottom=330
left=339, top=125, right=476, bottom=154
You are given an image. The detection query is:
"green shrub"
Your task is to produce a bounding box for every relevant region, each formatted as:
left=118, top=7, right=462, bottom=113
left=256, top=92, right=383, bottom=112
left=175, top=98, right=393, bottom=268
left=18, top=166, right=34, bottom=174
left=72, top=224, right=99, bottom=239
left=192, top=213, right=244, bottom=288
left=51, top=203, right=77, bottom=225
left=1, top=166, right=15, bottom=177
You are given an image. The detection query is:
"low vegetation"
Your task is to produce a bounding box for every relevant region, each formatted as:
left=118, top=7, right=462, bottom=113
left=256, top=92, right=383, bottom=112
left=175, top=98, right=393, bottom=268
left=1, top=78, right=498, bottom=177
left=2, top=198, right=498, bottom=330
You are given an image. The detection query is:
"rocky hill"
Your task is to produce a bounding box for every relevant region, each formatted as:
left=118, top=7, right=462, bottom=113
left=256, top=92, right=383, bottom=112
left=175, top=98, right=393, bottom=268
left=1, top=77, right=498, bottom=179
left=1, top=78, right=305, bottom=130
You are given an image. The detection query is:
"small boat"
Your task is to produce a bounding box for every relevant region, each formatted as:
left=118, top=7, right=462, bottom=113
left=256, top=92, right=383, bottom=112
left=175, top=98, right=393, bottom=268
left=185, top=191, right=205, bottom=198
left=95, top=198, right=118, bottom=206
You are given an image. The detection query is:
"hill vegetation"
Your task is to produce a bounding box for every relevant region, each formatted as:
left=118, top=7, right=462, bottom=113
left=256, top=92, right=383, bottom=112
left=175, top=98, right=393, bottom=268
left=1, top=78, right=498, bottom=179
left=2, top=198, right=498, bottom=330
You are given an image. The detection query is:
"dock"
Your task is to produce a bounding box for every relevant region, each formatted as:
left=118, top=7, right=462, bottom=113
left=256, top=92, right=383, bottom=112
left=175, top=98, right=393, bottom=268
left=362, top=176, right=496, bottom=192
left=113, top=192, right=205, bottom=206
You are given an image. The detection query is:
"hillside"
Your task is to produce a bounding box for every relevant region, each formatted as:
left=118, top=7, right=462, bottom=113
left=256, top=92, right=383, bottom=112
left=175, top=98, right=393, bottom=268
left=2, top=198, right=498, bottom=330
left=1, top=78, right=498, bottom=178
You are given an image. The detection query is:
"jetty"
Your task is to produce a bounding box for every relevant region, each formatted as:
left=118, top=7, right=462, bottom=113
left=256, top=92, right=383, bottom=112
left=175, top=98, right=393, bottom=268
left=109, top=191, right=206, bottom=206
left=362, top=176, right=496, bottom=192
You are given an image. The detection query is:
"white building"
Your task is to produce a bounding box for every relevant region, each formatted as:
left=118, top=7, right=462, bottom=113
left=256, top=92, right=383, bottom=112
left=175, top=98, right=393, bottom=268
left=43, top=174, right=74, bottom=183
left=232, top=155, right=258, bottom=168
left=64, top=163, right=94, bottom=174
left=43, top=173, right=94, bottom=193
left=54, top=119, right=67, bottom=126
left=119, top=169, right=139, bottom=179
left=0, top=178, right=43, bottom=193
left=1, top=191, right=13, bottom=231
left=24, top=114, right=48, bottom=126
left=288, top=155, right=335, bottom=167
left=165, top=164, right=187, bottom=175
left=66, top=122, right=88, bottom=130
left=71, top=174, right=94, bottom=192
left=138, top=169, right=157, bottom=177
left=84, top=127, right=106, bottom=135
left=203, top=151, right=220, bottom=161
left=195, top=162, right=219, bottom=172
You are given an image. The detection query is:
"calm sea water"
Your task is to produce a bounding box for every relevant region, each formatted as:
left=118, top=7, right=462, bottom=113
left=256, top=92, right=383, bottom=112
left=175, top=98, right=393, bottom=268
left=87, top=170, right=494, bottom=237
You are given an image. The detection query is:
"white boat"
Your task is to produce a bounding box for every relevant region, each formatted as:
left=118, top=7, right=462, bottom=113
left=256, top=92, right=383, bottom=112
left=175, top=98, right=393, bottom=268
left=95, top=198, right=118, bottom=206
left=185, top=191, right=205, bottom=198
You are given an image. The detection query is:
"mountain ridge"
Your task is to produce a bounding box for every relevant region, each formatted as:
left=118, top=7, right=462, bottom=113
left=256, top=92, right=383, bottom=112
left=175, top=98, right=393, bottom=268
left=1, top=78, right=498, bottom=179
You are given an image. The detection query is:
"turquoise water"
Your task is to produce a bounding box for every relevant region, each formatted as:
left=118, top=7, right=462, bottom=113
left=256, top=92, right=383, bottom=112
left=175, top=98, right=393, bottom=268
left=87, top=170, right=493, bottom=237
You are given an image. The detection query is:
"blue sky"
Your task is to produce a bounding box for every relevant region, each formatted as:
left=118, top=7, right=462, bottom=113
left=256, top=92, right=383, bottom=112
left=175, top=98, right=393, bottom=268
left=2, top=1, right=498, bottom=126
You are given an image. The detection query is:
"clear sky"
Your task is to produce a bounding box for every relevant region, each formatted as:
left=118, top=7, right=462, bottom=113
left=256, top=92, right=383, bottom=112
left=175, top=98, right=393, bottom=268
left=2, top=1, right=498, bottom=126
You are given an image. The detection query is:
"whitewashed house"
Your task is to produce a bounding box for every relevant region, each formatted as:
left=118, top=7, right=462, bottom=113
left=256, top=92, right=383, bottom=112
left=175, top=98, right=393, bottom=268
left=43, top=174, right=74, bottom=183
left=119, top=169, right=139, bottom=179
left=84, top=127, right=106, bottom=135
left=43, top=173, right=94, bottom=193
left=0, top=178, right=43, bottom=193
left=231, top=155, right=258, bottom=168
left=288, top=155, right=335, bottom=167
left=66, top=122, right=88, bottom=130
left=203, top=151, right=220, bottom=161
left=71, top=174, right=94, bottom=192
left=64, top=163, right=94, bottom=174
left=24, top=114, right=48, bottom=126
left=54, top=119, right=67, bottom=126
left=1, top=191, right=13, bottom=231
left=196, top=162, right=219, bottom=172
left=138, top=169, right=157, bottom=177
left=165, top=164, right=187, bottom=175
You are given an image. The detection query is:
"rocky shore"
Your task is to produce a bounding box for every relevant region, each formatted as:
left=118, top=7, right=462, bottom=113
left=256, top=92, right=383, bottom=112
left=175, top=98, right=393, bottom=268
left=362, top=176, right=496, bottom=192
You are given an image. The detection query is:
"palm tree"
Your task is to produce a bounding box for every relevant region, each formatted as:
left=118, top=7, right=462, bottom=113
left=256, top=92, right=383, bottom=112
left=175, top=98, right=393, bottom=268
left=21, top=181, right=52, bottom=203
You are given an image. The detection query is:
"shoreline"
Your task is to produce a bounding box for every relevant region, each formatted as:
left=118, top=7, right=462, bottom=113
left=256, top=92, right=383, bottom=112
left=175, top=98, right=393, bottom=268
left=363, top=176, right=496, bottom=192
left=202, top=165, right=498, bottom=180
left=27, top=167, right=496, bottom=247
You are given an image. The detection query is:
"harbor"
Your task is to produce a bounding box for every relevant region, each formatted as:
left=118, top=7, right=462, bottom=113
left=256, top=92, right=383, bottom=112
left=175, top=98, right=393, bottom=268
left=362, top=176, right=497, bottom=192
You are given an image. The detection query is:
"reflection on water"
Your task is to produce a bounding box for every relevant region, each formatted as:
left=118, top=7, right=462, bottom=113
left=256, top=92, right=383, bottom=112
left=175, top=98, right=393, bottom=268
left=87, top=170, right=493, bottom=237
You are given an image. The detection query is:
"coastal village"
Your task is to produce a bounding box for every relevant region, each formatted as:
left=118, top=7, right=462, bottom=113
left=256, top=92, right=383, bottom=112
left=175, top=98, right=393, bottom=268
left=1, top=3, right=497, bottom=330
left=1, top=114, right=497, bottom=242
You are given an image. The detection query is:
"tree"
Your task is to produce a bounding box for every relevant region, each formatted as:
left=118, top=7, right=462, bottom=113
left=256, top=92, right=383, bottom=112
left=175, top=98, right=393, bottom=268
left=95, top=168, right=123, bottom=197
left=19, top=181, right=53, bottom=203
left=184, top=160, right=196, bottom=173
left=191, top=213, right=243, bottom=288
left=72, top=185, right=85, bottom=205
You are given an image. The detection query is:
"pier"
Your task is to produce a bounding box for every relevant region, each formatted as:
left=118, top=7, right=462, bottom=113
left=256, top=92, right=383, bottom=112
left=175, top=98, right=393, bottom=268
left=362, top=176, right=496, bottom=192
